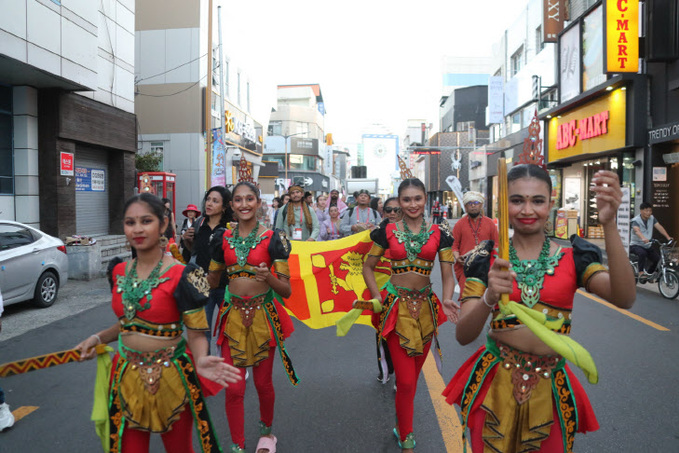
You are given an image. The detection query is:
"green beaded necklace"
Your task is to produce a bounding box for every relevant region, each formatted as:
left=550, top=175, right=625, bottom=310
left=226, top=221, right=265, bottom=267
left=394, top=217, right=433, bottom=261
left=509, top=237, right=563, bottom=308
left=116, top=257, right=170, bottom=319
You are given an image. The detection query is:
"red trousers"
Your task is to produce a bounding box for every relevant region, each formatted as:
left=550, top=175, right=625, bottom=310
left=120, top=404, right=195, bottom=453
left=221, top=346, right=276, bottom=449
left=387, top=333, right=431, bottom=442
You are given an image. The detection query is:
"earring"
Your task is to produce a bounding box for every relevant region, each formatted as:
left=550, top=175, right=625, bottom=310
left=126, top=240, right=132, bottom=251
left=159, top=236, right=169, bottom=249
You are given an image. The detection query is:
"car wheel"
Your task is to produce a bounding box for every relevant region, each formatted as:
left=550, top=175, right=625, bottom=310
left=33, top=271, right=59, bottom=308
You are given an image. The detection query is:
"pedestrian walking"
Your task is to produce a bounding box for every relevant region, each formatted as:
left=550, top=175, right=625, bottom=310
left=0, top=289, right=15, bottom=433
left=161, top=198, right=177, bottom=244
left=76, top=193, right=240, bottom=452
left=326, top=189, right=348, bottom=216
left=181, top=186, right=234, bottom=350
left=363, top=178, right=457, bottom=452
left=180, top=203, right=201, bottom=249
left=373, top=197, right=402, bottom=385
left=315, top=194, right=329, bottom=225
left=318, top=205, right=342, bottom=241
left=451, top=191, right=498, bottom=298
left=208, top=181, right=297, bottom=453
left=271, top=194, right=289, bottom=229
left=275, top=184, right=319, bottom=241
left=339, top=189, right=381, bottom=236
left=442, top=164, right=636, bottom=452
left=267, top=198, right=280, bottom=229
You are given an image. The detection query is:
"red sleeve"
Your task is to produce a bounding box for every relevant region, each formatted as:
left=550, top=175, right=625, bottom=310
left=451, top=219, right=463, bottom=252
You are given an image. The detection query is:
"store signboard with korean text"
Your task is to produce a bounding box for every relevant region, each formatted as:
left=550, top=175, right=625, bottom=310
left=547, top=88, right=626, bottom=162
left=604, top=0, right=639, bottom=73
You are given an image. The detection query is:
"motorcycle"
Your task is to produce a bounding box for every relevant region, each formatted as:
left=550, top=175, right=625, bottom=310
left=629, top=239, right=679, bottom=300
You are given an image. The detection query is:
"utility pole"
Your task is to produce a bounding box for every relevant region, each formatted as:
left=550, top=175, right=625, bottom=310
left=217, top=5, right=229, bottom=185
left=204, top=0, right=213, bottom=189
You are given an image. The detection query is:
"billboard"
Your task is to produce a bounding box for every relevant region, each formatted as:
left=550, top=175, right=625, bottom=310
left=361, top=134, right=399, bottom=193
left=604, top=0, right=639, bottom=73
left=560, top=23, right=581, bottom=102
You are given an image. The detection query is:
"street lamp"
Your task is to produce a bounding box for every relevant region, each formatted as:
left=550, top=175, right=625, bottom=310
left=283, top=132, right=308, bottom=183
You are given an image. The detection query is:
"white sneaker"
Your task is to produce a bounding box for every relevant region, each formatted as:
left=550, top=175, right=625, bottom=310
left=0, top=403, right=14, bottom=432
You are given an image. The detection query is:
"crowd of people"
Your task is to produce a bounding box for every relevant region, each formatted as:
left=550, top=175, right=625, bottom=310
left=13, top=163, right=632, bottom=452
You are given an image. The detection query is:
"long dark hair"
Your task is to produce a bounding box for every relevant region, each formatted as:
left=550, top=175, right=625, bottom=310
left=398, top=178, right=426, bottom=197
left=370, top=197, right=381, bottom=211
left=202, top=186, right=233, bottom=227
left=507, top=164, right=552, bottom=194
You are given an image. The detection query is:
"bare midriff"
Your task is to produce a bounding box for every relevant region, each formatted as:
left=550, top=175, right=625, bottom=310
left=120, top=331, right=182, bottom=353
left=490, top=327, right=564, bottom=356
left=390, top=272, right=431, bottom=292
left=229, top=277, right=270, bottom=298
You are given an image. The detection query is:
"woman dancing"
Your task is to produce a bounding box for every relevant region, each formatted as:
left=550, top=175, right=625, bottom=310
left=208, top=182, right=298, bottom=453
left=76, top=193, right=240, bottom=453
left=363, top=179, right=457, bottom=452
left=442, top=164, right=635, bottom=452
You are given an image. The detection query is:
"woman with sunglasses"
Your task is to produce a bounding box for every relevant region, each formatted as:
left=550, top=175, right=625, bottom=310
left=374, top=197, right=402, bottom=384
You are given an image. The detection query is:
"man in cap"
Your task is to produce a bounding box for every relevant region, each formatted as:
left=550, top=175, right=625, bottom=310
left=451, top=191, right=498, bottom=298
left=275, top=184, right=320, bottom=241
left=327, top=189, right=348, bottom=216
left=340, top=189, right=381, bottom=236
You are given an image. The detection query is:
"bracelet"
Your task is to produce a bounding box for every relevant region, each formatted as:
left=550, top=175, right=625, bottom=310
left=91, top=334, right=102, bottom=345
left=482, top=290, right=495, bottom=309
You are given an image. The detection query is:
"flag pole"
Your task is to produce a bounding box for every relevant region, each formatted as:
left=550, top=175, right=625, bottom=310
left=498, top=157, right=510, bottom=305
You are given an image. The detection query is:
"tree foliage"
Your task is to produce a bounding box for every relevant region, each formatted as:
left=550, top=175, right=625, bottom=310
left=135, top=151, right=163, bottom=172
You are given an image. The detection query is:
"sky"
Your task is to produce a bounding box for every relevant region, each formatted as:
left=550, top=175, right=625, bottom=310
left=221, top=0, right=529, bottom=145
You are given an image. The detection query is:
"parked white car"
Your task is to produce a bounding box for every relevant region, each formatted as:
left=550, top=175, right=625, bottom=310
left=0, top=221, right=68, bottom=308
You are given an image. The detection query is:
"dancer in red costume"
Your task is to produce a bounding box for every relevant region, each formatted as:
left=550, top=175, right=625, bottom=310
left=208, top=182, right=297, bottom=453
left=76, top=193, right=240, bottom=453
left=441, top=164, right=636, bottom=452
left=363, top=178, right=458, bottom=453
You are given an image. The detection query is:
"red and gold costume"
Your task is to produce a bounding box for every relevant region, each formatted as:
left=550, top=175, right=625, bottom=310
left=209, top=227, right=295, bottom=450
left=109, top=262, right=220, bottom=453
left=451, top=214, right=498, bottom=298
left=368, top=220, right=453, bottom=444
left=443, top=237, right=608, bottom=452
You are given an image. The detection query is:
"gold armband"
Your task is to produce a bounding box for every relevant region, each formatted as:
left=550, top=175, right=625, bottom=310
left=460, top=277, right=487, bottom=302
left=582, top=263, right=608, bottom=291
left=368, top=243, right=386, bottom=257
left=182, top=308, right=209, bottom=330
left=439, top=248, right=454, bottom=263
left=209, top=260, right=225, bottom=272
left=273, top=260, right=290, bottom=278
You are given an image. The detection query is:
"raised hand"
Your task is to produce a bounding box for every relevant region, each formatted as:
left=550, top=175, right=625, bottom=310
left=590, top=170, right=623, bottom=226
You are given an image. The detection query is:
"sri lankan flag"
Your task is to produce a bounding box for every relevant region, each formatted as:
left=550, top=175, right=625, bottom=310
left=282, top=230, right=390, bottom=329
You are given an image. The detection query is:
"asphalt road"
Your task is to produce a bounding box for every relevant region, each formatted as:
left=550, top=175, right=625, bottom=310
left=1, top=262, right=678, bottom=452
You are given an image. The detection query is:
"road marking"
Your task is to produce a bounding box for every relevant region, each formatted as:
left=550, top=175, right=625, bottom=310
left=12, top=406, right=39, bottom=422
left=577, top=289, right=670, bottom=331
left=423, top=352, right=468, bottom=452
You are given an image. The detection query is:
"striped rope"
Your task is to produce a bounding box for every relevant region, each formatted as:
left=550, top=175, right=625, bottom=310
left=0, top=344, right=108, bottom=377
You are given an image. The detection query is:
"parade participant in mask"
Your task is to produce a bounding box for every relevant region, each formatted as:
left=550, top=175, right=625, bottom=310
left=274, top=184, right=319, bottom=241
left=363, top=178, right=457, bottom=452
left=340, top=189, right=381, bottom=236
left=76, top=193, right=240, bottom=453
left=209, top=182, right=297, bottom=453
left=451, top=191, right=498, bottom=298
left=442, top=164, right=636, bottom=452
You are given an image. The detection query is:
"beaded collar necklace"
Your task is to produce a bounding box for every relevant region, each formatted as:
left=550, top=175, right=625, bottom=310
left=226, top=221, right=265, bottom=267
left=394, top=217, right=433, bottom=261
left=116, top=257, right=170, bottom=319
left=509, top=237, right=562, bottom=308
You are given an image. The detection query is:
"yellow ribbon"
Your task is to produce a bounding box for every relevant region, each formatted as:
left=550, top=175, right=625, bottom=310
left=497, top=301, right=598, bottom=384
left=91, top=345, right=114, bottom=452
left=335, top=299, right=383, bottom=337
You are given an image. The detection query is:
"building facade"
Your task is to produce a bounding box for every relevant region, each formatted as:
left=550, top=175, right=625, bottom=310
left=0, top=0, right=136, bottom=237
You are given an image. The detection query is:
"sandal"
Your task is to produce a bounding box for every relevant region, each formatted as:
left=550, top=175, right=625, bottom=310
left=393, top=428, right=416, bottom=449
left=229, top=445, right=246, bottom=453
left=256, top=435, right=277, bottom=453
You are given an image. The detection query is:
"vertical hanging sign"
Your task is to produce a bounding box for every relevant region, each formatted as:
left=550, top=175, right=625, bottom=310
left=211, top=128, right=226, bottom=186
left=604, top=0, right=639, bottom=73
left=544, top=0, right=566, bottom=43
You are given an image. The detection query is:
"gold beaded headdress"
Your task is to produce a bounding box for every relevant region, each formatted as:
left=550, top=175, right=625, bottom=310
left=398, top=155, right=413, bottom=180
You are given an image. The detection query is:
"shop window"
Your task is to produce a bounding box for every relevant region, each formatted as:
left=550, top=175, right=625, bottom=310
left=268, top=121, right=282, bottom=136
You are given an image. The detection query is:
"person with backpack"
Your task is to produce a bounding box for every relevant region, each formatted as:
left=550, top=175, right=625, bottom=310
left=339, top=189, right=381, bottom=236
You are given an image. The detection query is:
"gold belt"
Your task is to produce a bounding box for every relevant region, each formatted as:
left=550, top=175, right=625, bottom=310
left=497, top=342, right=561, bottom=405
left=124, top=346, right=176, bottom=395
left=396, top=287, right=430, bottom=319
left=231, top=294, right=267, bottom=327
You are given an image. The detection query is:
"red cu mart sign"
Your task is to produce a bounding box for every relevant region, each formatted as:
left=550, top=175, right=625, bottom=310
left=556, top=111, right=610, bottom=150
